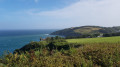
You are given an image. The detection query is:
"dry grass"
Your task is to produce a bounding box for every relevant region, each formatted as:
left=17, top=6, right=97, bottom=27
left=74, top=27, right=101, bottom=34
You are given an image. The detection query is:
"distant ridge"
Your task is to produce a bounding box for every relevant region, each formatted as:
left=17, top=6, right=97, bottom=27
left=51, top=26, right=120, bottom=37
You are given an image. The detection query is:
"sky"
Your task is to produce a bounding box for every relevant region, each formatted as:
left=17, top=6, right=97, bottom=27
left=0, top=0, right=120, bottom=30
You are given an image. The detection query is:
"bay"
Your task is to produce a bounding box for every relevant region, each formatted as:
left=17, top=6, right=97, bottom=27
left=0, top=29, right=57, bottom=55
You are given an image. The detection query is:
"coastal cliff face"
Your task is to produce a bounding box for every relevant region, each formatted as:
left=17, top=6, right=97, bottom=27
left=51, top=26, right=120, bottom=37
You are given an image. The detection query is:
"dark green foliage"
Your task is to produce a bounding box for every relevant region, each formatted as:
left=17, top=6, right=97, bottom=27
left=66, top=33, right=101, bottom=39
left=51, top=28, right=82, bottom=36
left=103, top=33, right=112, bottom=37
left=14, top=36, right=82, bottom=54
left=14, top=41, right=47, bottom=54
left=103, top=32, right=120, bottom=37
left=40, top=37, right=42, bottom=41
left=45, top=36, right=65, bottom=43
left=47, top=42, right=69, bottom=51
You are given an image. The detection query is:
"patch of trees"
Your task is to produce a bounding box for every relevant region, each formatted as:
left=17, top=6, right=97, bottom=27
left=66, top=32, right=120, bottom=39
left=103, top=32, right=120, bottom=37
left=51, top=29, right=82, bottom=37
left=66, top=34, right=101, bottom=39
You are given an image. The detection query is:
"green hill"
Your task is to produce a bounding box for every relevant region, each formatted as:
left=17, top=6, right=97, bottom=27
left=51, top=26, right=120, bottom=36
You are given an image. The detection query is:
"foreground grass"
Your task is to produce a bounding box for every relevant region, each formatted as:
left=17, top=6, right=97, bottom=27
left=1, top=36, right=120, bottom=67
left=67, top=36, right=120, bottom=44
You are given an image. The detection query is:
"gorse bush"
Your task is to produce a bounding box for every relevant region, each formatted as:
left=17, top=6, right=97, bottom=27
left=82, top=43, right=120, bottom=67
left=1, top=36, right=120, bottom=67
left=14, top=36, right=82, bottom=54
left=14, top=41, right=48, bottom=54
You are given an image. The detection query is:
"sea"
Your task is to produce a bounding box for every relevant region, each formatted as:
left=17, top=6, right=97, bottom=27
left=0, top=29, right=58, bottom=56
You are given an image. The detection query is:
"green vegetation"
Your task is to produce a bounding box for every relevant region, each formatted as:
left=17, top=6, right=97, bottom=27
left=74, top=27, right=101, bottom=34
left=51, top=26, right=120, bottom=37
left=65, top=33, right=101, bottom=39
left=67, top=36, right=120, bottom=44
left=1, top=36, right=120, bottom=67
left=103, top=32, right=120, bottom=37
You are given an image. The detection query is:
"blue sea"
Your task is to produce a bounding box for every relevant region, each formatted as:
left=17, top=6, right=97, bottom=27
left=0, top=29, right=57, bottom=55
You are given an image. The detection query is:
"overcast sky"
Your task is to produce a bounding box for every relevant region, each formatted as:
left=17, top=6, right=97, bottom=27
left=0, top=0, right=120, bottom=30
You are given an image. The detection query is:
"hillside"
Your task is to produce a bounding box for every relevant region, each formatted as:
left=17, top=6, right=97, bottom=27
left=51, top=26, right=120, bottom=37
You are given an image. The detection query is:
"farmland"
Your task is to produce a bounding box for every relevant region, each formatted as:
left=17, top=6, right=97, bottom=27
left=67, top=36, right=120, bottom=44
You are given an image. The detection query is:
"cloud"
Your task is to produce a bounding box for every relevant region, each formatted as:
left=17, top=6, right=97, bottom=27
left=27, top=0, right=120, bottom=27
left=30, top=0, right=120, bottom=16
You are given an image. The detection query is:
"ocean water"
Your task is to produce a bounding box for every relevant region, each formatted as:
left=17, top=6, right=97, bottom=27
left=0, top=29, right=57, bottom=55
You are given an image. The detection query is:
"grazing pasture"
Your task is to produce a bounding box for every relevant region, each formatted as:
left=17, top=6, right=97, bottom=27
left=67, top=36, right=120, bottom=44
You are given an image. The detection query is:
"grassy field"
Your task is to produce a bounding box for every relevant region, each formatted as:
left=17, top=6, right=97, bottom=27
left=74, top=27, right=101, bottom=34
left=67, top=36, right=120, bottom=44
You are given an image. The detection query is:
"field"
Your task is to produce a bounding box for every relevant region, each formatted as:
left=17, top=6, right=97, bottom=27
left=74, top=27, right=101, bottom=34
left=67, top=36, right=120, bottom=44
